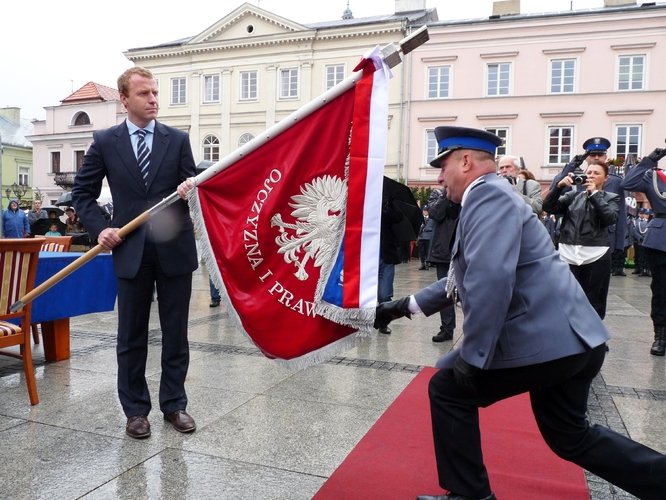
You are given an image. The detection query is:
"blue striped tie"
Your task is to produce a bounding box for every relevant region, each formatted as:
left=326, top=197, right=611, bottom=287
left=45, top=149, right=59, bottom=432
left=136, top=129, right=150, bottom=185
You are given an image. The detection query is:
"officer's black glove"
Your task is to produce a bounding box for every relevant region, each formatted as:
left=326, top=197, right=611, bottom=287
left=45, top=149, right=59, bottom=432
left=453, top=356, right=479, bottom=389
left=647, top=148, right=666, bottom=163
left=571, top=153, right=589, bottom=168
left=374, top=296, right=412, bottom=329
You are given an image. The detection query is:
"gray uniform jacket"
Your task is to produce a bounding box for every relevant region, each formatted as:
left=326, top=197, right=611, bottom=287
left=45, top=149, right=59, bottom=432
left=622, top=157, right=666, bottom=252
left=413, top=174, right=610, bottom=370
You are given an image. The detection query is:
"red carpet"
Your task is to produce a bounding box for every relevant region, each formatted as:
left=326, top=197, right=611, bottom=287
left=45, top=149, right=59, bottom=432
left=314, top=367, right=589, bottom=500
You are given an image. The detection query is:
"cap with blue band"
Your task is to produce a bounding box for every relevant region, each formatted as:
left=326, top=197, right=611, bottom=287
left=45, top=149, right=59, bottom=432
left=430, top=126, right=503, bottom=167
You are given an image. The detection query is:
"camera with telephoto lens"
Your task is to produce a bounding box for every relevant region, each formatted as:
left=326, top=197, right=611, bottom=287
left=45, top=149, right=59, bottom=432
left=571, top=167, right=587, bottom=185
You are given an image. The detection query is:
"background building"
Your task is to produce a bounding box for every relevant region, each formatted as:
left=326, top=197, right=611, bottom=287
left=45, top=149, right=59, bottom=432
left=406, top=0, right=666, bottom=188
left=23, top=0, right=666, bottom=200
left=0, top=107, right=33, bottom=210
left=28, top=82, right=122, bottom=205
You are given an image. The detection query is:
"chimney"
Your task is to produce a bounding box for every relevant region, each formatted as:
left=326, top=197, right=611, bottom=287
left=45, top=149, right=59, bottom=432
left=395, top=0, right=426, bottom=14
left=0, top=107, right=21, bottom=125
left=492, top=0, right=521, bottom=16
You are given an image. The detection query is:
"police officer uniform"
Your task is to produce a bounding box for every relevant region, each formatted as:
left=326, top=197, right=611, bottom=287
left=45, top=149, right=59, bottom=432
left=622, top=146, right=666, bottom=355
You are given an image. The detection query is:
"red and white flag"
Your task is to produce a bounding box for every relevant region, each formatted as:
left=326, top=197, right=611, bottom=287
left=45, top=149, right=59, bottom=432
left=190, top=47, right=391, bottom=367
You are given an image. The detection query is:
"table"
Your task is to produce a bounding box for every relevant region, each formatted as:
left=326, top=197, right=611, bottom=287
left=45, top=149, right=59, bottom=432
left=32, top=252, right=117, bottom=361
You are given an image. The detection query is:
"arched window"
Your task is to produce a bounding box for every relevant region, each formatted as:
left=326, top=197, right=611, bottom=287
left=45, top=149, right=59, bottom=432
left=73, top=112, right=91, bottom=126
left=238, top=133, right=255, bottom=147
left=203, top=135, right=220, bottom=162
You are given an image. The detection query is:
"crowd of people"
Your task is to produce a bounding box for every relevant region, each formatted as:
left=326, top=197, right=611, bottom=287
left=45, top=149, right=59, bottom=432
left=1, top=197, right=86, bottom=239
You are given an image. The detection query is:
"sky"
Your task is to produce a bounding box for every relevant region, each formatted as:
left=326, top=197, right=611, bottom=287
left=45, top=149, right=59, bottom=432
left=1, top=0, right=611, bottom=122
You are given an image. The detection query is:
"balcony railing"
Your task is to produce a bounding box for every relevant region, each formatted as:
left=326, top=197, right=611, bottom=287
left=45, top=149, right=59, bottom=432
left=53, top=171, right=77, bottom=190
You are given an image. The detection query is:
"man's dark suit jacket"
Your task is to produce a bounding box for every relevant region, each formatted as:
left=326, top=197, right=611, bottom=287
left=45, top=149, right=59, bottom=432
left=72, top=121, right=198, bottom=279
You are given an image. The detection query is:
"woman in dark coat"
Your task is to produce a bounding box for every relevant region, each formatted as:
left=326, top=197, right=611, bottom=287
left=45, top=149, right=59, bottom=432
left=543, top=162, right=620, bottom=319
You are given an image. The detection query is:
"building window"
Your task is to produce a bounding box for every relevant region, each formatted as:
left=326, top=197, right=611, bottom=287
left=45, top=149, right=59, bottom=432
left=615, top=125, right=641, bottom=167
left=203, top=74, right=220, bottom=103
left=279, top=68, right=299, bottom=99
left=75, top=150, right=85, bottom=171
left=240, top=71, right=258, bottom=100
left=170, top=77, right=187, bottom=105
left=18, top=167, right=29, bottom=186
left=425, top=130, right=438, bottom=166
left=51, top=151, right=61, bottom=174
left=486, top=62, right=511, bottom=96
left=550, top=59, right=575, bottom=94
left=238, top=133, right=255, bottom=147
left=73, top=112, right=91, bottom=126
left=203, top=135, right=220, bottom=162
left=325, top=64, right=345, bottom=91
left=548, top=126, right=573, bottom=164
left=484, top=127, right=508, bottom=157
left=618, top=55, right=645, bottom=91
left=427, top=66, right=451, bottom=99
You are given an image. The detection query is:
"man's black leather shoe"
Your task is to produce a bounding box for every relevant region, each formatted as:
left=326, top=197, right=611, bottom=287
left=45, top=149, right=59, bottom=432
left=126, top=415, right=151, bottom=439
left=164, top=410, right=197, bottom=433
left=378, top=326, right=391, bottom=334
left=416, top=493, right=496, bottom=500
left=432, top=329, right=453, bottom=342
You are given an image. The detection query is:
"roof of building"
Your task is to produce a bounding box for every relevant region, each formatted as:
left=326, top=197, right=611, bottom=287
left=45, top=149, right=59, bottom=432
left=60, top=82, right=120, bottom=104
left=126, top=4, right=437, bottom=52
left=0, top=113, right=33, bottom=148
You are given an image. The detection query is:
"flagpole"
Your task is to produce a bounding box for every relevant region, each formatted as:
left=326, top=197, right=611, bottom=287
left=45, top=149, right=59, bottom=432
left=10, top=26, right=429, bottom=312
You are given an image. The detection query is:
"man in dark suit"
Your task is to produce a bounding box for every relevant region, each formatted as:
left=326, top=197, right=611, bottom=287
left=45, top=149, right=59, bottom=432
left=73, top=67, right=198, bottom=439
left=376, top=126, right=666, bottom=500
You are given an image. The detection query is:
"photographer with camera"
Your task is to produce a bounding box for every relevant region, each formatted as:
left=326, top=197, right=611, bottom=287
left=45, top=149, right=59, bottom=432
left=497, top=155, right=543, bottom=214
left=621, top=145, right=666, bottom=356
left=543, top=157, right=620, bottom=319
left=547, top=137, right=628, bottom=276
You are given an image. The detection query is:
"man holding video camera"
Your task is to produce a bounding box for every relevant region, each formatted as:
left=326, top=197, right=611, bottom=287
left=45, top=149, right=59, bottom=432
left=547, top=137, right=628, bottom=276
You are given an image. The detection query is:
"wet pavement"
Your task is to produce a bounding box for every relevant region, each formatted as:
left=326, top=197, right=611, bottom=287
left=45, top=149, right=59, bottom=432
left=1, top=262, right=664, bottom=499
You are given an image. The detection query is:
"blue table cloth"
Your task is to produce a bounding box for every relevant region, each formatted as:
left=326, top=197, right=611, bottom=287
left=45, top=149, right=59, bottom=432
left=31, top=252, right=117, bottom=323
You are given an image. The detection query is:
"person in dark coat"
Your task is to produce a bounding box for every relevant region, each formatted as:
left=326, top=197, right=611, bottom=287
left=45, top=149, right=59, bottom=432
left=73, top=67, right=198, bottom=439
left=547, top=137, right=627, bottom=275
left=426, top=188, right=460, bottom=342
left=543, top=161, right=620, bottom=319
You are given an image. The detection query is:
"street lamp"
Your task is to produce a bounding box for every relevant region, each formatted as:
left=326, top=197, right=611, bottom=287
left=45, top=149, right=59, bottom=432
left=5, top=182, right=28, bottom=205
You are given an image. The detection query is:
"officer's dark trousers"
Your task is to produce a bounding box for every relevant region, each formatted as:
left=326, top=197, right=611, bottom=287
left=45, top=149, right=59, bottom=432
left=646, top=247, right=666, bottom=327
left=428, top=345, right=666, bottom=499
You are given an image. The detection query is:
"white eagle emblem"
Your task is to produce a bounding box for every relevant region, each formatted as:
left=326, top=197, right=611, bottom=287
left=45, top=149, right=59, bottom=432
left=270, top=175, right=347, bottom=281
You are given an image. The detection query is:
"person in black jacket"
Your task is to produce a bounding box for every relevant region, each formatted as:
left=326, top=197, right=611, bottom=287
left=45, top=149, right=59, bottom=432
left=426, top=188, right=460, bottom=342
left=543, top=161, right=620, bottom=319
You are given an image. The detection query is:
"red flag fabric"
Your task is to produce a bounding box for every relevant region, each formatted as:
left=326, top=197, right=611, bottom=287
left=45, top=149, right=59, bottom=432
left=191, top=50, right=390, bottom=366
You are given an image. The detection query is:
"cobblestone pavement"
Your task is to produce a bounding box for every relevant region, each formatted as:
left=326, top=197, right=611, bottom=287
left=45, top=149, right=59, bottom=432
left=0, top=263, right=663, bottom=499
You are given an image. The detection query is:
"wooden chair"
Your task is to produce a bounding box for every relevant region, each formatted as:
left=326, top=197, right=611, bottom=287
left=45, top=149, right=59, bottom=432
left=39, top=235, right=73, bottom=253
left=31, top=236, right=73, bottom=344
left=0, top=238, right=44, bottom=405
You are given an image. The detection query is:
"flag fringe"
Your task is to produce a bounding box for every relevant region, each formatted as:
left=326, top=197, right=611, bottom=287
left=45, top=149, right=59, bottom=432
left=271, top=329, right=372, bottom=370
left=189, top=188, right=372, bottom=369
